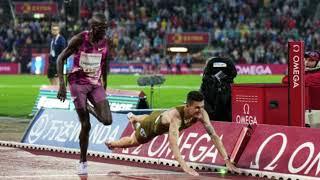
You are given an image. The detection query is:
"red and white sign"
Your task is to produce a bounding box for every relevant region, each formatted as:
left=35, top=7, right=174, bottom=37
left=166, top=33, right=210, bottom=45
left=288, top=41, right=305, bottom=126
left=113, top=121, right=320, bottom=178
left=232, top=84, right=291, bottom=126
left=14, top=2, right=58, bottom=15
left=0, top=63, right=20, bottom=74
left=113, top=122, right=245, bottom=165
left=238, top=124, right=320, bottom=178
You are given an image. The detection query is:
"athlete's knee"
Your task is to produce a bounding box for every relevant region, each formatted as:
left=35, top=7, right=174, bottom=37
left=81, top=121, right=91, bottom=133
left=101, top=116, right=112, bottom=126
left=100, top=111, right=112, bottom=125
left=129, top=138, right=138, bottom=146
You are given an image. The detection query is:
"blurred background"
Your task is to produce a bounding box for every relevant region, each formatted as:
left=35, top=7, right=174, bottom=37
left=0, top=0, right=319, bottom=118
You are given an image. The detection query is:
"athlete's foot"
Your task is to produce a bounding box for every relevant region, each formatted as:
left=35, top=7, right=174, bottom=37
left=127, top=112, right=135, bottom=122
left=77, top=161, right=88, bottom=175
left=105, top=140, right=114, bottom=150
left=127, top=112, right=137, bottom=129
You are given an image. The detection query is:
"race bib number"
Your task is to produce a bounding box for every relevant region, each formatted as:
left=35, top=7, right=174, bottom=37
left=79, top=52, right=102, bottom=76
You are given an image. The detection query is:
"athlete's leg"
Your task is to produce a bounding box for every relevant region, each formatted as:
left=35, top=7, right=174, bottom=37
left=106, top=132, right=140, bottom=149
left=75, top=108, right=91, bottom=162
left=127, top=113, right=149, bottom=130
left=88, top=99, right=112, bottom=125
left=128, top=113, right=148, bottom=124
left=87, top=85, right=112, bottom=125
left=69, top=83, right=92, bottom=163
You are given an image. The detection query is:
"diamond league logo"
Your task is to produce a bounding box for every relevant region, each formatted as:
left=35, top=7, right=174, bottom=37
left=28, top=113, right=49, bottom=143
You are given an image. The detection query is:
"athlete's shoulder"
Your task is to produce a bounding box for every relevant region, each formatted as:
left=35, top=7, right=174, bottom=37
left=166, top=106, right=183, bottom=119
left=68, top=32, right=85, bottom=46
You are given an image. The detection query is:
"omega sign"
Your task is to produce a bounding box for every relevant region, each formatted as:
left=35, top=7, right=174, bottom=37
left=292, top=44, right=301, bottom=88
left=250, top=132, right=320, bottom=176
left=235, top=103, right=257, bottom=125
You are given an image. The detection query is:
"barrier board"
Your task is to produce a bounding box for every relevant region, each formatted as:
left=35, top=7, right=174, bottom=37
left=22, top=108, right=128, bottom=153
left=22, top=108, right=320, bottom=178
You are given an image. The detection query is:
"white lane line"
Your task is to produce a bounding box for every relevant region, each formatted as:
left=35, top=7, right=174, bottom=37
left=113, top=85, right=199, bottom=89
left=0, top=85, right=43, bottom=88
left=0, top=171, right=222, bottom=179
left=0, top=85, right=200, bottom=89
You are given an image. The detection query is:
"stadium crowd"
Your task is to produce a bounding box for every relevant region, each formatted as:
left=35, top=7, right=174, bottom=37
left=0, top=0, right=320, bottom=68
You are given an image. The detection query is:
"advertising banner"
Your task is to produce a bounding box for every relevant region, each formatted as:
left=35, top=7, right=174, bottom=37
left=21, top=108, right=320, bottom=178
left=109, top=63, right=287, bottom=75
left=22, top=108, right=129, bottom=153
left=236, top=64, right=287, bottom=75
left=14, top=2, right=58, bottom=15
left=113, top=121, right=245, bottom=166
left=0, top=63, right=20, bottom=74
left=110, top=63, right=144, bottom=74
left=116, top=122, right=320, bottom=178
left=30, top=53, right=48, bottom=75
left=288, top=41, right=305, bottom=126
left=166, top=33, right=210, bottom=45
left=238, top=124, right=320, bottom=178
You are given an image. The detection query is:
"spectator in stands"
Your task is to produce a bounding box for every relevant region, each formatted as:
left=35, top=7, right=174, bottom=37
left=185, top=53, right=193, bottom=70
left=165, top=54, right=172, bottom=73
left=290, top=51, right=320, bottom=86
left=175, top=53, right=182, bottom=74
left=1, top=0, right=320, bottom=69
left=16, top=38, right=32, bottom=73
left=48, top=23, right=66, bottom=85
left=282, top=50, right=320, bottom=87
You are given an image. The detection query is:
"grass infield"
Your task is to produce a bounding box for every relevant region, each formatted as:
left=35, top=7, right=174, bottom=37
left=0, top=74, right=283, bottom=117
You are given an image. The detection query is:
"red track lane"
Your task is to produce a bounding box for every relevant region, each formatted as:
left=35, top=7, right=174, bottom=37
left=0, top=146, right=266, bottom=180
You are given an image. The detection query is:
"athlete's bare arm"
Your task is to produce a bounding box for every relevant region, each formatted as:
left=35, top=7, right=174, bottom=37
left=102, top=37, right=114, bottom=90
left=101, top=41, right=109, bottom=90
left=167, top=110, right=199, bottom=176
left=101, top=57, right=107, bottom=90
left=56, top=33, right=83, bottom=102
left=200, top=109, right=241, bottom=173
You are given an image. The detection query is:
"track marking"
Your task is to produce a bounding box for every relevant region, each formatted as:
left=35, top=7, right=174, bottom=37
left=113, top=85, right=199, bottom=89
left=0, top=85, right=43, bottom=88
left=0, top=171, right=223, bottom=179
left=0, top=84, right=199, bottom=89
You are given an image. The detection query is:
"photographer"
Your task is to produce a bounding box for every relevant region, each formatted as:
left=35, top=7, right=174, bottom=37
left=200, top=57, right=237, bottom=121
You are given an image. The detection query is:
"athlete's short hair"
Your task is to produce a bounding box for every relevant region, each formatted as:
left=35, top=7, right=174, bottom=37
left=186, top=91, right=204, bottom=104
left=89, top=12, right=107, bottom=25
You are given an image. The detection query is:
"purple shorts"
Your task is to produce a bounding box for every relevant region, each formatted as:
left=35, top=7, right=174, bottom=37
left=69, top=83, right=106, bottom=109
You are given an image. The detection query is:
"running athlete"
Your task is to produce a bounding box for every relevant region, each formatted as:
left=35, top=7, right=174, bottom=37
left=56, top=13, right=112, bottom=175
left=106, top=91, right=240, bottom=176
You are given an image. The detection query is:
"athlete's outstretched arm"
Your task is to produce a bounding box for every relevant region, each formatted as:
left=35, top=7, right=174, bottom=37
left=56, top=34, right=82, bottom=102
left=168, top=117, right=199, bottom=176
left=200, top=109, right=241, bottom=173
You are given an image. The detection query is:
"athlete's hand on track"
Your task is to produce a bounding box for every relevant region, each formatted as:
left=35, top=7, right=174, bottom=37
left=225, top=160, right=241, bottom=174
left=182, top=166, right=199, bottom=176
left=57, top=85, right=66, bottom=102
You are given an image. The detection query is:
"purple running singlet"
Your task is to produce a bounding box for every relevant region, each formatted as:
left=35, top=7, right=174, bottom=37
left=68, top=31, right=109, bottom=109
